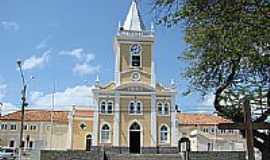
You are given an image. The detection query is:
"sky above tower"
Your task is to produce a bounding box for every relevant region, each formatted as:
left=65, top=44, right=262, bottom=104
left=0, top=0, right=215, bottom=114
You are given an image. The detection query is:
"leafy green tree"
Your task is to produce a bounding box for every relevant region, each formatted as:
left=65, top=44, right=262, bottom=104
left=153, top=0, right=270, bottom=159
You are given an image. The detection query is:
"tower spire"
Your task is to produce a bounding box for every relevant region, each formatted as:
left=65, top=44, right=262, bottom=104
left=123, top=0, right=145, bottom=31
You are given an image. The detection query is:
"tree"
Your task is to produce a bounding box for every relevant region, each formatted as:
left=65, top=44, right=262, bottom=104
left=153, top=0, right=270, bottom=159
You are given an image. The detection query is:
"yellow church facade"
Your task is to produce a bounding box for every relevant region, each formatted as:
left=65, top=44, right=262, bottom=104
left=91, top=0, right=178, bottom=153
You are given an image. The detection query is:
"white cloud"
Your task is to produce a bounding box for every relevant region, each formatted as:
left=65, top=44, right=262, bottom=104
left=59, top=48, right=99, bottom=76
left=1, top=21, right=19, bottom=31
left=36, top=35, right=52, bottom=50
left=21, top=50, right=50, bottom=70
left=59, top=48, right=84, bottom=60
left=1, top=102, right=17, bottom=115
left=73, top=63, right=100, bottom=76
left=59, top=48, right=95, bottom=62
left=0, top=83, right=7, bottom=100
left=183, top=94, right=215, bottom=113
left=30, top=91, right=44, bottom=102
left=0, top=83, right=17, bottom=115
left=30, top=85, right=95, bottom=110
left=201, top=94, right=215, bottom=107
left=85, top=54, right=95, bottom=63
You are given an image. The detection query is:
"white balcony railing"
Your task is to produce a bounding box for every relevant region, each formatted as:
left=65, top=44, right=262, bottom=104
left=118, top=29, right=154, bottom=38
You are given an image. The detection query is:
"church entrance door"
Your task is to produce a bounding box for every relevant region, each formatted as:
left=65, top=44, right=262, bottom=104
left=129, top=122, right=141, bottom=154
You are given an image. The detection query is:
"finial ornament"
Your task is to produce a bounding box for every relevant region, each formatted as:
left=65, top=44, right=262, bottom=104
left=95, top=75, right=100, bottom=87
left=151, top=22, right=155, bottom=32
left=118, top=21, right=121, bottom=29
left=170, top=79, right=176, bottom=89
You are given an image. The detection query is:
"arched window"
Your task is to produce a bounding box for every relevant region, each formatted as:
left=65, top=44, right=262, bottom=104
left=100, top=101, right=106, bottom=113
left=107, top=101, right=113, bottom=114
left=86, top=134, right=92, bottom=151
left=178, top=137, right=191, bottom=152
left=130, top=122, right=141, bottom=131
left=157, top=102, right=170, bottom=116
left=129, top=101, right=143, bottom=114
left=100, top=100, right=113, bottom=114
left=9, top=140, right=15, bottom=148
left=129, top=101, right=135, bottom=114
left=160, top=125, right=169, bottom=144
left=157, top=102, right=163, bottom=115
left=101, top=124, right=110, bottom=143
left=164, top=102, right=170, bottom=115
left=136, top=101, right=142, bottom=114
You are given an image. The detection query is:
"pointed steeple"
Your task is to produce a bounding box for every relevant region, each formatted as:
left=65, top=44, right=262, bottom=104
left=123, top=0, right=145, bottom=31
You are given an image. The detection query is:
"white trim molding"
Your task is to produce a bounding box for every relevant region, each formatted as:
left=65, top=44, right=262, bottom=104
left=151, top=94, right=157, bottom=146
left=114, top=41, right=121, bottom=86
left=171, top=95, right=178, bottom=147
left=92, top=96, right=99, bottom=146
left=113, top=92, right=120, bottom=146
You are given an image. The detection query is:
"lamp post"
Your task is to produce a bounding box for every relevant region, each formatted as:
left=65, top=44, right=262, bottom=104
left=0, top=102, right=3, bottom=117
left=17, top=60, right=28, bottom=160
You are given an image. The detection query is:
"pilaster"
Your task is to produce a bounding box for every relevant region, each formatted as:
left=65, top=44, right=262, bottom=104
left=171, top=95, right=178, bottom=146
left=151, top=94, right=157, bottom=146
left=92, top=95, right=99, bottom=146
left=113, top=92, right=120, bottom=146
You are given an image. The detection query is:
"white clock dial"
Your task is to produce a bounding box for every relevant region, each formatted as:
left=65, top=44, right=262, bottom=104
left=130, top=44, right=142, bottom=55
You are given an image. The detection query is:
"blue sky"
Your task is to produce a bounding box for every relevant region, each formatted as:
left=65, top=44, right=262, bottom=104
left=0, top=0, right=214, bottom=114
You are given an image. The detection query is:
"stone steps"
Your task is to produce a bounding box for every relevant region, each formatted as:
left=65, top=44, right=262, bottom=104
left=106, top=153, right=185, bottom=160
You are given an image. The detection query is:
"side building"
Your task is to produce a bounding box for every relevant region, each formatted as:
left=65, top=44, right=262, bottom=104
left=0, top=110, right=69, bottom=150
left=0, top=108, right=245, bottom=153
left=177, top=113, right=245, bottom=152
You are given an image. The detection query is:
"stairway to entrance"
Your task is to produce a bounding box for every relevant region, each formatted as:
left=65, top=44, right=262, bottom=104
left=105, top=153, right=185, bottom=160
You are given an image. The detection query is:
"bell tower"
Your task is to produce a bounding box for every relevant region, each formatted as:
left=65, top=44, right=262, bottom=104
left=114, top=0, right=155, bottom=88
left=92, top=0, right=178, bottom=149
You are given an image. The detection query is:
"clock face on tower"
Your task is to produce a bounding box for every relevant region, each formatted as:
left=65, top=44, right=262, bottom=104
left=130, top=44, right=142, bottom=55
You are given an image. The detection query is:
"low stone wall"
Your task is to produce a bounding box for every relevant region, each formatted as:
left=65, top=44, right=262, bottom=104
left=40, top=150, right=104, bottom=160
left=102, top=147, right=178, bottom=155
left=108, top=154, right=183, bottom=160
left=40, top=149, right=245, bottom=160
left=189, top=151, right=245, bottom=160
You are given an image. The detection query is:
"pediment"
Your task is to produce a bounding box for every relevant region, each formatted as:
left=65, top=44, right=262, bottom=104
left=116, top=83, right=155, bottom=92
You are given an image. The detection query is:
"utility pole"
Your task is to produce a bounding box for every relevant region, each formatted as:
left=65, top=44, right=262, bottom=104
left=243, top=99, right=255, bottom=160
left=17, top=60, right=28, bottom=160
left=0, top=102, right=3, bottom=117
left=50, top=81, right=56, bottom=150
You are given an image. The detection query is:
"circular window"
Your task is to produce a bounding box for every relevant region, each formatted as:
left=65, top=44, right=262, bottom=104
left=131, top=72, right=141, bottom=81
left=80, top=123, right=87, bottom=130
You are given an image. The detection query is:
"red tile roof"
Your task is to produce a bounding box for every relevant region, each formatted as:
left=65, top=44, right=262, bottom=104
left=0, top=110, right=69, bottom=124
left=177, top=113, right=232, bottom=125
left=74, top=109, right=94, bottom=117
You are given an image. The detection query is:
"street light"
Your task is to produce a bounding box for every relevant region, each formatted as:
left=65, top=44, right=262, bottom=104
left=17, top=60, right=28, bottom=160
left=0, top=102, right=3, bottom=117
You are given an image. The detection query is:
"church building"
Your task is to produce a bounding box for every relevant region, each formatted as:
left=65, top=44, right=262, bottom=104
left=91, top=0, right=178, bottom=153
left=0, top=1, right=246, bottom=157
